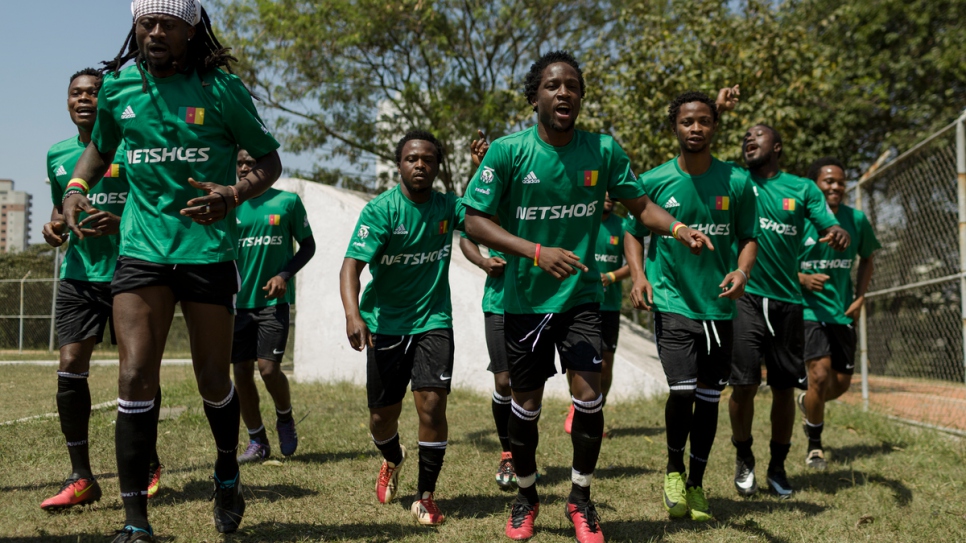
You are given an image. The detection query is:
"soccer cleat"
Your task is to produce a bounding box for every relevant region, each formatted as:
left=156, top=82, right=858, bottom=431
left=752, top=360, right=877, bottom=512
left=376, top=445, right=406, bottom=504
left=662, top=472, right=688, bottom=518
left=686, top=486, right=712, bottom=521
left=238, top=439, right=271, bottom=464
left=211, top=472, right=246, bottom=533
left=40, top=476, right=102, bottom=511
left=766, top=467, right=794, bottom=498
left=564, top=404, right=575, bottom=434
left=147, top=463, right=163, bottom=499
left=734, top=455, right=757, bottom=496
left=566, top=500, right=604, bottom=543
left=505, top=501, right=539, bottom=540
left=805, top=449, right=828, bottom=470
left=796, top=392, right=807, bottom=417
left=496, top=451, right=515, bottom=490
left=411, top=491, right=446, bottom=526
left=276, top=417, right=299, bottom=457
left=110, top=525, right=154, bottom=543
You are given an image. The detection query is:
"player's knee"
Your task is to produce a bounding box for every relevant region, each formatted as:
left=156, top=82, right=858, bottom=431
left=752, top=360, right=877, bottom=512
left=58, top=351, right=90, bottom=375
left=807, top=362, right=831, bottom=389
left=493, top=372, right=511, bottom=396
left=730, top=384, right=757, bottom=404
left=369, top=410, right=398, bottom=432
left=196, top=370, right=231, bottom=399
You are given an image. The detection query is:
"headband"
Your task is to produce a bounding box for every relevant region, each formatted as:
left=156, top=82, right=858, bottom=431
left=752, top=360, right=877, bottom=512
left=131, top=0, right=203, bottom=26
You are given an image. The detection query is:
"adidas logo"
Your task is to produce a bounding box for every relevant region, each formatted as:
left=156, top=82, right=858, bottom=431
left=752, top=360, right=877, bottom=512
left=804, top=237, right=817, bottom=246
left=664, top=196, right=680, bottom=209
left=393, top=224, right=409, bottom=235
left=522, top=171, right=540, bottom=184
left=236, top=218, right=242, bottom=224
left=55, top=165, right=67, bottom=176
left=121, top=106, right=136, bottom=120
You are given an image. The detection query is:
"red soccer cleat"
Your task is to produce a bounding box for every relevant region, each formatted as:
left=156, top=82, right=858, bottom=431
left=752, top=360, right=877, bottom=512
left=147, top=463, right=163, bottom=499
left=411, top=491, right=446, bottom=526
left=375, top=445, right=406, bottom=504
left=40, top=476, right=102, bottom=511
left=505, top=501, right=539, bottom=540
left=566, top=501, right=604, bottom=543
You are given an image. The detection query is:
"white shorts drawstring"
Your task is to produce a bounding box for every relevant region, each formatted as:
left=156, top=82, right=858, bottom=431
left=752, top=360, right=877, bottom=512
left=762, top=297, right=776, bottom=337
left=520, top=313, right=553, bottom=352
left=702, top=320, right=722, bottom=355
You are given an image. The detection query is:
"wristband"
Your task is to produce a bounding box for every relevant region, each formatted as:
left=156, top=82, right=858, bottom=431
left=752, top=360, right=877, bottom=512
left=533, top=244, right=541, bottom=267
left=62, top=188, right=85, bottom=204
left=671, top=221, right=687, bottom=239
left=737, top=269, right=748, bottom=281
left=607, top=272, right=616, bottom=283
left=229, top=184, right=240, bottom=207
left=66, top=178, right=90, bottom=194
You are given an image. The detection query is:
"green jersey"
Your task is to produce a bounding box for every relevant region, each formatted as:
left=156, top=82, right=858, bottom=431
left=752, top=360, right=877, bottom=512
left=345, top=185, right=465, bottom=335
left=462, top=126, right=644, bottom=314
left=595, top=213, right=628, bottom=312
left=627, top=158, right=759, bottom=320
left=744, top=170, right=839, bottom=304
left=47, top=136, right=129, bottom=282
left=91, top=65, right=280, bottom=265
left=800, top=204, right=880, bottom=324
left=235, top=188, right=313, bottom=309
left=460, top=232, right=506, bottom=315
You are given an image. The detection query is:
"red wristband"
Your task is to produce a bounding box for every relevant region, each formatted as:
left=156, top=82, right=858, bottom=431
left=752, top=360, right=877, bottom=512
left=533, top=244, right=541, bottom=267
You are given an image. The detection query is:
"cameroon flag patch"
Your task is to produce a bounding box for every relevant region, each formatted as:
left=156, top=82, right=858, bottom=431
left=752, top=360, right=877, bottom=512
left=712, top=196, right=730, bottom=210
left=583, top=170, right=599, bottom=187
left=103, top=164, right=121, bottom=178
left=179, top=107, right=205, bottom=125
left=438, top=220, right=450, bottom=234
left=782, top=198, right=796, bottom=211
left=267, top=214, right=281, bottom=225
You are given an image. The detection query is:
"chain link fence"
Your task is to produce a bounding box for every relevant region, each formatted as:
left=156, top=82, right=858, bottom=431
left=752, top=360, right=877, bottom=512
left=850, top=111, right=966, bottom=434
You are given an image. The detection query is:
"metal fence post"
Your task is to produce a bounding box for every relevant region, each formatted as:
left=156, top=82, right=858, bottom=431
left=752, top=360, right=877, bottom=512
left=49, top=246, right=60, bottom=352
left=18, top=270, right=31, bottom=354
left=854, top=180, right=870, bottom=410
left=957, top=111, right=966, bottom=386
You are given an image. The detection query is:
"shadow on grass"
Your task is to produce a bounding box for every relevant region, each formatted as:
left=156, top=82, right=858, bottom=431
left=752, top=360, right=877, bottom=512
left=828, top=441, right=903, bottom=464
left=605, top=426, right=665, bottom=438
left=287, top=449, right=378, bottom=465
left=794, top=469, right=912, bottom=505
left=459, top=429, right=503, bottom=453
left=153, top=479, right=318, bottom=505
left=236, top=520, right=424, bottom=542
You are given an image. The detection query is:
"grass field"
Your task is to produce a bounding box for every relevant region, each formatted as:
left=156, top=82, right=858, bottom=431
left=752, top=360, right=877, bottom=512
left=1, top=364, right=965, bottom=543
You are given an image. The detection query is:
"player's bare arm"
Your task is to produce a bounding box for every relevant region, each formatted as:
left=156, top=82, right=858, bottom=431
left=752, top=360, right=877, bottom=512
left=719, top=238, right=758, bottom=299
left=465, top=208, right=588, bottom=280
left=339, top=257, right=373, bottom=351
left=181, top=150, right=282, bottom=225
left=622, top=194, right=714, bottom=254
left=818, top=224, right=851, bottom=251
left=459, top=236, right=506, bottom=278
left=845, top=253, right=875, bottom=320
left=623, top=231, right=653, bottom=311
left=601, top=264, right=630, bottom=287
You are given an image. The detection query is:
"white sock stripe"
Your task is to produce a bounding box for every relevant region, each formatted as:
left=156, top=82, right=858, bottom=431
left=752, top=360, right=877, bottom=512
left=418, top=441, right=448, bottom=449
left=670, top=384, right=697, bottom=390
left=492, top=391, right=512, bottom=404
left=695, top=388, right=721, bottom=396
left=203, top=384, right=235, bottom=409
left=372, top=433, right=398, bottom=446
left=276, top=407, right=292, bottom=415
left=571, top=468, right=593, bottom=487
left=511, top=400, right=541, bottom=421
left=117, top=398, right=154, bottom=414
left=572, top=394, right=604, bottom=414
left=516, top=472, right=537, bottom=488
left=695, top=393, right=720, bottom=403
left=217, top=446, right=237, bottom=454
left=247, top=425, right=265, bottom=435
left=689, top=453, right=709, bottom=463
left=57, top=371, right=89, bottom=379
left=805, top=420, right=824, bottom=428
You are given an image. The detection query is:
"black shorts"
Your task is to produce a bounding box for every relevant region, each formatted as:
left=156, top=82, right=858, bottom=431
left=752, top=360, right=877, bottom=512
left=504, top=303, right=602, bottom=393
left=231, top=304, right=290, bottom=364
left=655, top=312, right=732, bottom=391
left=731, top=294, right=807, bottom=390
left=804, top=320, right=857, bottom=375
left=484, top=312, right=509, bottom=374
left=55, top=279, right=115, bottom=347
left=111, top=256, right=239, bottom=313
left=366, top=328, right=455, bottom=408
left=600, top=310, right=621, bottom=353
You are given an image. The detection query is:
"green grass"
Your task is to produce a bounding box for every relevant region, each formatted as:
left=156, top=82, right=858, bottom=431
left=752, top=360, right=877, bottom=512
left=1, top=365, right=965, bottom=542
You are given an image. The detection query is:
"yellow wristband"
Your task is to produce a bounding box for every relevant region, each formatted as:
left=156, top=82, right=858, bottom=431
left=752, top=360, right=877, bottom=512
left=672, top=223, right=687, bottom=239
left=67, top=178, right=90, bottom=193
left=607, top=272, right=616, bottom=283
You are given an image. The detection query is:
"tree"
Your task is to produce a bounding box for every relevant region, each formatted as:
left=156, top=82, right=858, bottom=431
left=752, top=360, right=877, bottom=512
left=216, top=0, right=613, bottom=193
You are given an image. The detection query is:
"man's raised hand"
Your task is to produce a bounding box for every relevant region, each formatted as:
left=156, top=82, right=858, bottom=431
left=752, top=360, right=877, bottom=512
left=470, top=130, right=489, bottom=168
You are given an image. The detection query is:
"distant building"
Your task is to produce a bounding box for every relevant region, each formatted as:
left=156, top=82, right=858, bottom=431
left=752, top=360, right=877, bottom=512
left=0, top=179, right=32, bottom=253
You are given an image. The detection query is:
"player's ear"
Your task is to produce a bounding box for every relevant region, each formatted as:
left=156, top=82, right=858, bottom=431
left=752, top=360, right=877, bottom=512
left=773, top=140, right=782, bottom=155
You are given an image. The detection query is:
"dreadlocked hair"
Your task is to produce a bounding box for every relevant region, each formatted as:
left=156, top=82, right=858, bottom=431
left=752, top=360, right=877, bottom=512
left=102, top=7, right=237, bottom=93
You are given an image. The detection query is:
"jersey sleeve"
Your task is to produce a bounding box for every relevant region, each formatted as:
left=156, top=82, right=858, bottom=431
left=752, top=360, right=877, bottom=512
left=804, top=180, right=839, bottom=231
left=606, top=141, right=645, bottom=201
left=856, top=210, right=882, bottom=258
left=733, top=173, right=760, bottom=241
left=291, top=195, right=313, bottom=242
left=47, top=151, right=62, bottom=206
left=220, top=76, right=281, bottom=160
left=625, top=215, right=650, bottom=238
left=344, top=201, right=390, bottom=263
left=90, top=79, right=122, bottom=154
left=462, top=140, right=510, bottom=216
left=453, top=196, right=466, bottom=232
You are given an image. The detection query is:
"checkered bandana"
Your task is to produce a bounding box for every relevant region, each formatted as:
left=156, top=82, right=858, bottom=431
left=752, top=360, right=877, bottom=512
left=131, top=0, right=202, bottom=26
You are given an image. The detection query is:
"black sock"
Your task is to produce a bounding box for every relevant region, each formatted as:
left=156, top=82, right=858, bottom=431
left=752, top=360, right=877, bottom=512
left=805, top=420, right=823, bottom=451
left=491, top=391, right=512, bottom=452
left=509, top=400, right=541, bottom=505
left=769, top=441, right=791, bottom=472
left=665, top=387, right=695, bottom=474
left=57, top=372, right=92, bottom=479
left=248, top=425, right=269, bottom=444
left=276, top=406, right=293, bottom=424
left=373, top=433, right=404, bottom=465
left=150, top=388, right=161, bottom=467
left=417, top=442, right=446, bottom=495
left=569, top=395, right=604, bottom=504
left=116, top=397, right=158, bottom=530
left=203, top=385, right=240, bottom=482
left=733, top=436, right=754, bottom=460
left=687, top=388, right=721, bottom=488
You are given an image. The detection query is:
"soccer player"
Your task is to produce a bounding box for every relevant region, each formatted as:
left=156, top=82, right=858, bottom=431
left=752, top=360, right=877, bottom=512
left=564, top=193, right=629, bottom=434
left=717, top=90, right=851, bottom=498
left=340, top=130, right=464, bottom=527
left=462, top=51, right=711, bottom=543
left=798, top=157, right=879, bottom=469
left=40, top=68, right=163, bottom=511
left=61, top=2, right=282, bottom=540
left=624, top=90, right=759, bottom=521
left=232, top=149, right=316, bottom=463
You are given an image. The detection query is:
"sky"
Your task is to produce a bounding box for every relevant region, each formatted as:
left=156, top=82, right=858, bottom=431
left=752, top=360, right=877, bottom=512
left=0, top=1, right=318, bottom=245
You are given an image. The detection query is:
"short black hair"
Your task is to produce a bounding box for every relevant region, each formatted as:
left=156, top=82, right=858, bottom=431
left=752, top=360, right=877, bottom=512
left=394, top=130, right=444, bottom=164
left=806, top=157, right=846, bottom=181
left=524, top=51, right=585, bottom=108
left=69, top=68, right=102, bottom=86
left=667, top=91, right=719, bottom=128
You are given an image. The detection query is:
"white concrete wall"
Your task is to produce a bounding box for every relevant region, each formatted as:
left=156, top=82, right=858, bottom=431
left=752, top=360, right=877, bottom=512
left=276, top=178, right=668, bottom=401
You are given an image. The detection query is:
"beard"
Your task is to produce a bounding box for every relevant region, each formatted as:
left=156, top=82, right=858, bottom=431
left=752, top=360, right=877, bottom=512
left=401, top=176, right=432, bottom=194
left=745, top=152, right=771, bottom=170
